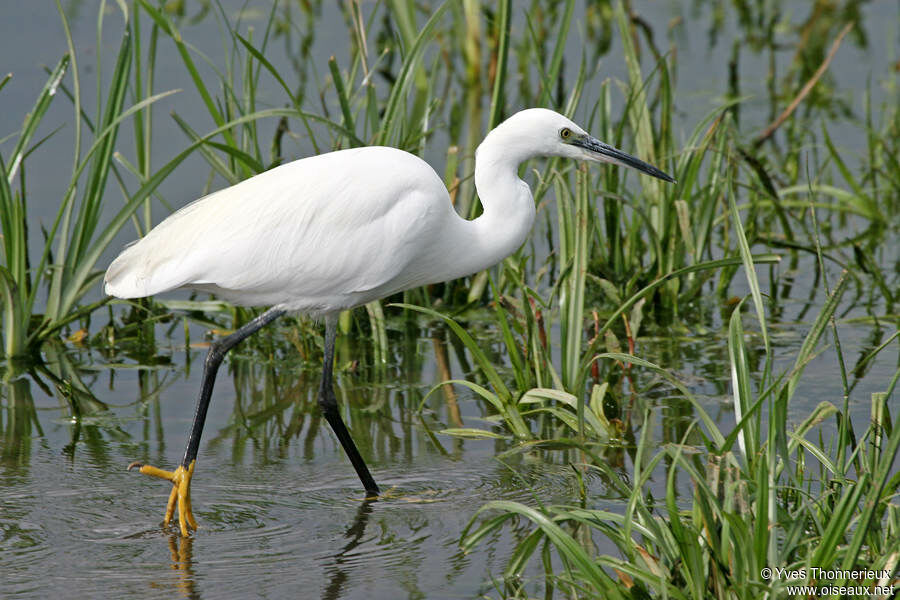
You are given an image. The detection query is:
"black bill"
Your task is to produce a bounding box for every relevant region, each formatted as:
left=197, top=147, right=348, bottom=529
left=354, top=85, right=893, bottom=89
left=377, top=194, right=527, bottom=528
left=574, top=135, right=675, bottom=183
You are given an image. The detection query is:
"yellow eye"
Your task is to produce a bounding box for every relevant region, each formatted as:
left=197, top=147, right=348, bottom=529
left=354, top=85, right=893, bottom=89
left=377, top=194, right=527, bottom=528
left=560, top=128, right=572, bottom=139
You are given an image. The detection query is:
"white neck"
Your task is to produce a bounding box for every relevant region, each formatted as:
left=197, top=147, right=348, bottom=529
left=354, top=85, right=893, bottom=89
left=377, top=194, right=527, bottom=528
left=441, top=133, right=536, bottom=279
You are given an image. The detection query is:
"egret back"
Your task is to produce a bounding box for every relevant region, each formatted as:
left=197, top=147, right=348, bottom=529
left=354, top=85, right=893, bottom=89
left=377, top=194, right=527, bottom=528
left=104, top=147, right=451, bottom=314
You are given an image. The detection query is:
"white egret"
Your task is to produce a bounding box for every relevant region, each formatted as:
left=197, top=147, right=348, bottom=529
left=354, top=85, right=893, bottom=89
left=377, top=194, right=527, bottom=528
left=105, top=108, right=674, bottom=536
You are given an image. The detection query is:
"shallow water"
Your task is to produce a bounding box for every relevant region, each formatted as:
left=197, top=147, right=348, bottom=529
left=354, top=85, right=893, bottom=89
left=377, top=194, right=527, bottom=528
left=2, top=361, right=573, bottom=599
left=1, top=300, right=895, bottom=598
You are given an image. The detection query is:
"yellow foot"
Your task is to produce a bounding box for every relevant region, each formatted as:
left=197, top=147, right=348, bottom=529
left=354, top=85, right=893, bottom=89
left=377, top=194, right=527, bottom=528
left=128, top=460, right=198, bottom=537
left=365, top=485, right=399, bottom=500
left=359, top=486, right=439, bottom=503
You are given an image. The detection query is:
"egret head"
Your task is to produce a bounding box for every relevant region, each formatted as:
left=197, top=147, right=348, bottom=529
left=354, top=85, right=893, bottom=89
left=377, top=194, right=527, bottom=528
left=485, top=108, right=675, bottom=183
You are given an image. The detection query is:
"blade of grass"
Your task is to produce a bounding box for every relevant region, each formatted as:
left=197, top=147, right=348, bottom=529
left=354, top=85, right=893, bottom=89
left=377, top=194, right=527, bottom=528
left=377, top=0, right=452, bottom=146
left=728, top=297, right=757, bottom=462
left=486, top=0, right=510, bottom=128
left=6, top=55, right=70, bottom=183
left=393, top=302, right=511, bottom=403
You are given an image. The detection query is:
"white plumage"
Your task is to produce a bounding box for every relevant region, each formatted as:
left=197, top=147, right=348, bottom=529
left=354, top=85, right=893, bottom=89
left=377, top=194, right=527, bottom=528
left=105, top=108, right=672, bottom=315
left=105, top=146, right=445, bottom=311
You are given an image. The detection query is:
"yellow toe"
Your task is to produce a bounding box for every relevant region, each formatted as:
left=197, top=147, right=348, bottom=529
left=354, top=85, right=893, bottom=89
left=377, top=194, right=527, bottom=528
left=138, top=464, right=179, bottom=481
left=130, top=460, right=198, bottom=536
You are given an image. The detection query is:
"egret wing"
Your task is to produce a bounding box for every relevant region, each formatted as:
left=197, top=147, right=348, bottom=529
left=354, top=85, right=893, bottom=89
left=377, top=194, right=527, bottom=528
left=104, top=147, right=449, bottom=312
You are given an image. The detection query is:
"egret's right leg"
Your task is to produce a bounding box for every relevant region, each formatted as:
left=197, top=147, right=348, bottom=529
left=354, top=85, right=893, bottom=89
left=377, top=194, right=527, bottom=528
left=129, top=307, right=285, bottom=536
left=319, top=315, right=380, bottom=496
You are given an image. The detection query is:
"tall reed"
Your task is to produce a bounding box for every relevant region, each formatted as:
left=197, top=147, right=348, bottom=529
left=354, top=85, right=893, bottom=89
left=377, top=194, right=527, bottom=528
left=0, top=3, right=180, bottom=361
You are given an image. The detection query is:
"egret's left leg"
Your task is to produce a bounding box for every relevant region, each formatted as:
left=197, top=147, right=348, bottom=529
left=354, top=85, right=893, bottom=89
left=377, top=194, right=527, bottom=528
left=129, top=307, right=285, bottom=536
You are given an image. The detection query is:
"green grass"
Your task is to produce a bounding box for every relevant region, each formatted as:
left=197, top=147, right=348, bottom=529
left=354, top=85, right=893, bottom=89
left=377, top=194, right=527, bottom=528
left=459, top=204, right=899, bottom=598
left=0, top=2, right=180, bottom=361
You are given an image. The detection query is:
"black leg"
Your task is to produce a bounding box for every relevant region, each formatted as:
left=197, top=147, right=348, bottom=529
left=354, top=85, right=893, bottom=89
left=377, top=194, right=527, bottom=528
left=180, top=307, right=285, bottom=468
left=129, top=306, right=286, bottom=536
left=320, top=315, right=380, bottom=496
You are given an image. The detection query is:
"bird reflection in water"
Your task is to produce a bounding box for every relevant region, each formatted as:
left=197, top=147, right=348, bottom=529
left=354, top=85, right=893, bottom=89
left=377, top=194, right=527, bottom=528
left=153, top=500, right=377, bottom=600
left=164, top=532, right=198, bottom=600
left=320, top=499, right=376, bottom=600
